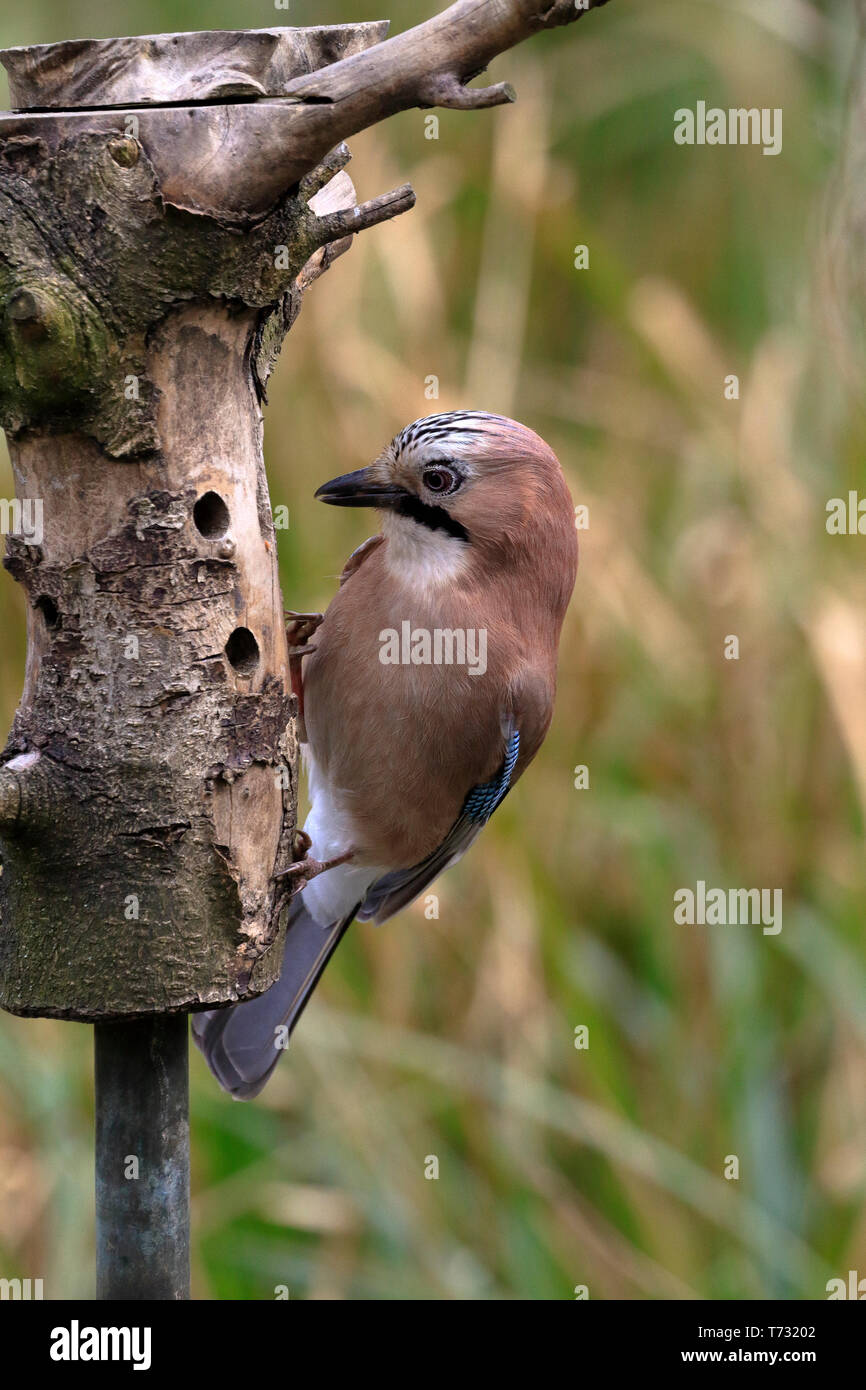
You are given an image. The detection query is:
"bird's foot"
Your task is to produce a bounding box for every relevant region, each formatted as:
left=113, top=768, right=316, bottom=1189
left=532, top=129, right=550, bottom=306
left=285, top=610, right=324, bottom=651
left=274, top=830, right=355, bottom=889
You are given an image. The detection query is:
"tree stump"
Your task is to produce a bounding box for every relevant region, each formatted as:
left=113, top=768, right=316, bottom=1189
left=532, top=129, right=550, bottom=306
left=0, top=23, right=408, bottom=1020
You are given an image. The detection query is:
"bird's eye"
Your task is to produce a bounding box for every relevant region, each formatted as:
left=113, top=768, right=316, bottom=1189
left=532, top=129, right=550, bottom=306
left=422, top=466, right=459, bottom=496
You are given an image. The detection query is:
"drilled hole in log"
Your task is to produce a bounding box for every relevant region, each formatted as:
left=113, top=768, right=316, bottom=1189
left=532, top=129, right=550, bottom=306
left=193, top=490, right=230, bottom=539
left=225, top=627, right=260, bottom=675
left=35, top=595, right=60, bottom=630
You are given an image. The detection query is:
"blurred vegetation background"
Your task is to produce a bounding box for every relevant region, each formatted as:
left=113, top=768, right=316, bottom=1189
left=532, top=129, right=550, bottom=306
left=1, top=0, right=865, bottom=1300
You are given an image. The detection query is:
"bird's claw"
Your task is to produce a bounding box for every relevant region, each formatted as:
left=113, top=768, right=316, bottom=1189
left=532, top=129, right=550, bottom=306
left=274, top=831, right=355, bottom=889
left=285, top=611, right=324, bottom=649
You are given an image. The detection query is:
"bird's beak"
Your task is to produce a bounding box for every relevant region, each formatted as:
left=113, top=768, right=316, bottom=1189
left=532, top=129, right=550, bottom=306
left=314, top=467, right=407, bottom=510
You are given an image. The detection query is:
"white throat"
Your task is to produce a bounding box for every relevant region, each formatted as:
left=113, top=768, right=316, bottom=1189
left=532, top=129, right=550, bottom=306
left=380, top=510, right=470, bottom=595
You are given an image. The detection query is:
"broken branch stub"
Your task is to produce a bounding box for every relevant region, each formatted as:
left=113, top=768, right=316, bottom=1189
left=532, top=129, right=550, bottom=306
left=0, top=6, right=611, bottom=1021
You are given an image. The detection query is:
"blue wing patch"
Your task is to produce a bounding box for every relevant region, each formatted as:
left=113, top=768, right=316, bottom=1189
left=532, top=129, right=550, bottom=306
left=463, top=729, right=520, bottom=824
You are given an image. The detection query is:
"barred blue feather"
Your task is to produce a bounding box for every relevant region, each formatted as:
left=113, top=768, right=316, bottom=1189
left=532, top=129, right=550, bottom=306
left=463, top=729, right=520, bottom=824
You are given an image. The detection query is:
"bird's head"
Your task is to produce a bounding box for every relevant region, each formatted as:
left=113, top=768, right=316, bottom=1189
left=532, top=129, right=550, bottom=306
left=315, top=411, right=577, bottom=592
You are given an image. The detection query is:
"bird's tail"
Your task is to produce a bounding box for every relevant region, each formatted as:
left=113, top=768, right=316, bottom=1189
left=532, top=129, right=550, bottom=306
left=192, top=896, right=355, bottom=1100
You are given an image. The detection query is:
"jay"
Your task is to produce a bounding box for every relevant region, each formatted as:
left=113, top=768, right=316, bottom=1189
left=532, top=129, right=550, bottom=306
left=194, top=411, right=578, bottom=1097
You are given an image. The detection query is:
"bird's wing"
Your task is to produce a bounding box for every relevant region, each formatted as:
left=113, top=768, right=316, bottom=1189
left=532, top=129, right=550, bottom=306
left=357, top=720, right=521, bottom=924
left=339, top=533, right=385, bottom=586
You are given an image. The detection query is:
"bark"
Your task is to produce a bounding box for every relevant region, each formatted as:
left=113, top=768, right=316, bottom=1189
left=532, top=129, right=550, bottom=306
left=0, top=306, right=299, bottom=1017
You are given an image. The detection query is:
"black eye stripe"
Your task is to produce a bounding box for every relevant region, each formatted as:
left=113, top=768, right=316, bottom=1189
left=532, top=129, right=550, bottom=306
left=394, top=494, right=469, bottom=542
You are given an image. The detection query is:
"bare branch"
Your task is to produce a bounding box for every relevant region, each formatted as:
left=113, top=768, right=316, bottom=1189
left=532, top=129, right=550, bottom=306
left=417, top=74, right=517, bottom=110
left=0, top=1, right=610, bottom=222
left=312, top=183, right=417, bottom=246
left=235, top=0, right=611, bottom=200
left=298, top=142, right=353, bottom=201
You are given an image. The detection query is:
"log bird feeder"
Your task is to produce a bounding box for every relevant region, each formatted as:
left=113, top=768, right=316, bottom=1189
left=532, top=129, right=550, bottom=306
left=0, top=2, right=610, bottom=1300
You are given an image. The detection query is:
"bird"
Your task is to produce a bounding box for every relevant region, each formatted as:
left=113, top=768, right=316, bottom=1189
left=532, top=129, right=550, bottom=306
left=193, top=410, right=578, bottom=1098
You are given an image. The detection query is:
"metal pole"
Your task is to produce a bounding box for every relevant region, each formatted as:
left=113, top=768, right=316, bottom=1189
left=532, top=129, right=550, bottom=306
left=94, top=1015, right=190, bottom=1300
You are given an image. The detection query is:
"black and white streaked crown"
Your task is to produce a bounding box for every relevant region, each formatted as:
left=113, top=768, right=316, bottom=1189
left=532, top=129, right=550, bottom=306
left=391, top=411, right=520, bottom=459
